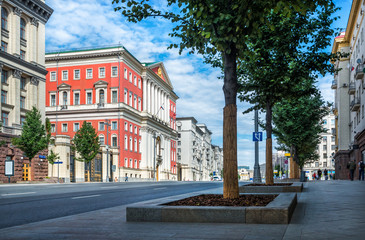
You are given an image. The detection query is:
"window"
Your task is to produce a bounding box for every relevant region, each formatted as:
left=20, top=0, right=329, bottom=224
left=112, top=121, right=117, bottom=130
left=1, top=90, right=7, bottom=103
left=62, top=70, right=68, bottom=80
left=129, top=92, right=132, bottom=106
left=130, top=159, right=132, bottom=168
left=74, top=123, right=80, bottom=132
left=112, top=90, right=118, bottom=103
left=1, top=8, right=8, bottom=30
left=99, top=135, right=105, bottom=145
left=20, top=50, right=25, bottom=60
left=331, top=119, right=335, bottom=125
left=124, top=68, right=127, bottom=79
left=124, top=122, right=128, bottom=131
left=1, top=70, right=8, bottom=84
left=134, top=126, right=137, bottom=134
left=323, top=119, right=327, bottom=125
left=51, top=124, right=56, bottom=133
left=87, top=92, right=92, bottom=104
left=112, top=66, right=118, bottom=77
left=99, top=90, right=105, bottom=104
left=178, top=141, right=181, bottom=146
left=112, top=136, right=117, bottom=147
left=1, top=41, right=8, bottom=52
left=134, top=76, right=137, bottom=85
left=134, top=160, right=137, bottom=168
left=20, top=96, right=25, bottom=108
left=2, top=112, right=8, bottom=126
left=138, top=98, right=141, bottom=111
left=139, top=140, right=141, bottom=153
left=99, top=67, right=105, bottom=78
left=130, top=137, right=133, bottom=151
left=74, top=93, right=80, bottom=105
left=50, top=94, right=56, bottom=106
left=130, top=124, right=132, bottom=132
left=138, top=78, right=141, bottom=89
left=331, top=145, right=336, bottom=150
left=331, top=136, right=335, bottom=142
left=323, top=145, right=327, bottom=151
left=62, top=91, right=68, bottom=105
left=86, top=69, right=92, bottom=78
left=124, top=89, right=128, bottom=103
left=20, top=18, right=26, bottom=39
left=62, top=123, right=68, bottom=132
left=323, top=162, right=327, bottom=167
left=124, top=158, right=128, bottom=167
left=50, top=72, right=56, bottom=81
left=124, top=135, right=128, bottom=149
left=99, top=122, right=105, bottom=131
left=134, top=94, right=137, bottom=108
left=20, top=77, right=26, bottom=90
left=323, top=153, right=327, bottom=159
left=315, top=162, right=319, bottom=167
left=74, top=69, right=80, bottom=79
left=134, top=138, right=137, bottom=152
left=129, top=72, right=132, bottom=82
left=322, top=136, right=327, bottom=143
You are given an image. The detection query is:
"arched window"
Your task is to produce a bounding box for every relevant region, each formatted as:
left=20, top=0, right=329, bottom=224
left=99, top=90, right=104, bottom=103
left=20, top=18, right=26, bottom=39
left=63, top=91, right=67, bottom=105
left=1, top=8, right=8, bottom=30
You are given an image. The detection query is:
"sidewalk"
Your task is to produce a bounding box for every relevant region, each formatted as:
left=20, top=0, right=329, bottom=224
left=0, top=180, right=364, bottom=240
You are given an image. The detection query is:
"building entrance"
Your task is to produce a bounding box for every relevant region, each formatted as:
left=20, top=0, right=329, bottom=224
left=22, top=163, right=29, bottom=181
left=70, top=155, right=75, bottom=182
left=84, top=153, right=102, bottom=182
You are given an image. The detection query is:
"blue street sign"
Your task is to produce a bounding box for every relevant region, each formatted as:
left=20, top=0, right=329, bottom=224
left=252, top=132, right=263, bottom=141
left=54, top=161, right=63, bottom=164
left=39, top=155, right=46, bottom=159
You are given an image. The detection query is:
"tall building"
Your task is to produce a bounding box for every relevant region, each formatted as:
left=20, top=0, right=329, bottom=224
left=331, top=0, right=364, bottom=179
left=176, top=117, right=223, bottom=181
left=45, top=46, right=178, bottom=182
left=0, top=0, right=53, bottom=182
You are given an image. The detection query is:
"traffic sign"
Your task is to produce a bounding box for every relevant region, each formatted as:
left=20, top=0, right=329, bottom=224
left=54, top=161, right=63, bottom=164
left=252, top=132, right=263, bottom=141
left=39, top=155, right=46, bottom=159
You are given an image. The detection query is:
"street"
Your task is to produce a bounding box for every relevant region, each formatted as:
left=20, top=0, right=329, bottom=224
left=0, top=181, right=222, bottom=229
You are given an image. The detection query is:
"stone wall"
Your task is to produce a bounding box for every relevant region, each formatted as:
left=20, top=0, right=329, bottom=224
left=334, top=150, right=350, bottom=180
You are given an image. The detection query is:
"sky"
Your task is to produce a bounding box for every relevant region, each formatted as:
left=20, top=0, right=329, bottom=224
left=45, top=0, right=352, bottom=168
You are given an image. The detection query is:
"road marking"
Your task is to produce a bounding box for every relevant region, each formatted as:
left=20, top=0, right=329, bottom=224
left=153, top=187, right=167, bottom=190
left=101, top=186, right=119, bottom=189
left=71, top=194, right=101, bottom=200
left=1, top=192, right=36, bottom=196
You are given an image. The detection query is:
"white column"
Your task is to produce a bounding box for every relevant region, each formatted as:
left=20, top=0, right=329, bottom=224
left=37, top=22, right=46, bottom=65
left=165, top=94, right=168, bottom=122
left=143, top=78, right=147, bottom=111
left=13, top=7, right=22, bottom=56
left=30, top=18, right=39, bottom=63
left=157, top=88, right=160, bottom=119
left=11, top=70, right=22, bottom=126
left=151, top=84, right=155, bottom=115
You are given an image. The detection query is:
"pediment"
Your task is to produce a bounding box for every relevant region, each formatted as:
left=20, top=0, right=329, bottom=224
left=145, top=62, right=173, bottom=87
left=57, top=83, right=71, bottom=90
left=93, top=80, right=109, bottom=88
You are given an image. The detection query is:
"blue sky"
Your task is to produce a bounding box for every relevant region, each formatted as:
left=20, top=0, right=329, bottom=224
left=45, top=0, right=352, bottom=168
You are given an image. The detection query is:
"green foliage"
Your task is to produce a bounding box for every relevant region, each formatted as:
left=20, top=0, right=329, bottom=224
left=47, top=150, right=60, bottom=165
left=73, top=121, right=100, bottom=164
left=45, top=117, right=54, bottom=145
left=272, top=89, right=329, bottom=169
left=12, top=107, right=48, bottom=164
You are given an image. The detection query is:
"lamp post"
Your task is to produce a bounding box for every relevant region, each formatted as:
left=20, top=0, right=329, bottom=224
left=104, top=120, right=111, bottom=182
left=153, top=132, right=156, bottom=181
left=253, top=109, right=262, bottom=183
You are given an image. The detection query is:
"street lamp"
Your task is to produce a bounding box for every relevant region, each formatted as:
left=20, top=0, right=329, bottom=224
left=104, top=120, right=111, bottom=182
left=153, top=132, right=156, bottom=181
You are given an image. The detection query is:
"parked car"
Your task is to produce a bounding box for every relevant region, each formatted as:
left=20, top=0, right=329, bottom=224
left=212, top=176, right=221, bottom=181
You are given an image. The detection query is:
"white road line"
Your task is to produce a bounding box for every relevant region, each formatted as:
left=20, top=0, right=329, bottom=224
left=1, top=192, right=36, bottom=196
left=153, top=187, right=167, bottom=190
left=71, top=194, right=101, bottom=200
left=101, top=186, right=119, bottom=189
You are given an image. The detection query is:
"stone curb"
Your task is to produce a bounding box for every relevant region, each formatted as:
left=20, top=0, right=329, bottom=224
left=126, top=192, right=297, bottom=224
left=239, top=182, right=303, bottom=193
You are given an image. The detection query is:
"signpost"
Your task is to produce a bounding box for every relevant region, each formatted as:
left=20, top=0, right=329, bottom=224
left=5, top=158, right=14, bottom=183
left=252, top=132, right=263, bottom=142
left=253, top=109, right=262, bottom=183
left=54, top=161, right=63, bottom=184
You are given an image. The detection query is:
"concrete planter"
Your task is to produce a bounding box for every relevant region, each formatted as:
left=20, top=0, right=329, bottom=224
left=239, top=182, right=303, bottom=193
left=126, top=193, right=297, bottom=224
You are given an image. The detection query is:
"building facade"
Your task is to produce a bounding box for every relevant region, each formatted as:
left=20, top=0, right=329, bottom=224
left=0, top=0, right=52, bottom=182
left=45, top=46, right=178, bottom=182
left=176, top=117, right=223, bottom=181
left=331, top=0, right=365, bottom=179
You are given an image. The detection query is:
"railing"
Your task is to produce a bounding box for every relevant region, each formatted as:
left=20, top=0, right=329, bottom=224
left=355, top=64, right=364, bottom=80
left=348, top=82, right=355, bottom=95
left=350, top=98, right=361, bottom=111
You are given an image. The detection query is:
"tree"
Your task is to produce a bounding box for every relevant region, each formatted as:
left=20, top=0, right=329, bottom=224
left=47, top=149, right=60, bottom=177
left=272, top=88, right=329, bottom=179
left=238, top=4, right=338, bottom=184
left=12, top=106, right=48, bottom=181
left=73, top=121, right=100, bottom=182
left=113, top=0, right=335, bottom=198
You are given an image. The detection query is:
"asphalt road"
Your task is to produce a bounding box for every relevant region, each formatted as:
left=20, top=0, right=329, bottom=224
left=0, top=181, right=222, bottom=229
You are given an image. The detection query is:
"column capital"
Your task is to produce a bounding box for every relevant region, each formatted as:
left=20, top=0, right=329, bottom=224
left=30, top=76, right=39, bottom=86
left=12, top=69, right=22, bottom=78
left=13, top=7, right=22, bottom=17
left=31, top=17, right=39, bottom=27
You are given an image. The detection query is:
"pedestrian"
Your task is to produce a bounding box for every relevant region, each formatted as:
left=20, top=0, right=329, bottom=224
left=317, top=169, right=322, bottom=180
left=329, top=173, right=333, bottom=180
left=114, top=177, right=118, bottom=182
left=313, top=172, right=317, bottom=181
left=324, top=169, right=328, bottom=180
left=347, top=160, right=357, bottom=181
left=358, top=160, right=365, bottom=181
left=125, top=176, right=128, bottom=182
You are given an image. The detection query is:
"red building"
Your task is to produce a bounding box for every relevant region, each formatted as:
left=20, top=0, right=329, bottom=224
left=45, top=46, right=178, bottom=182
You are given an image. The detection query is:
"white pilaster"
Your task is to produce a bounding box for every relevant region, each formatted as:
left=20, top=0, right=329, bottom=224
left=30, top=18, right=39, bottom=63
left=143, top=78, right=147, bottom=111
left=12, top=7, right=22, bottom=56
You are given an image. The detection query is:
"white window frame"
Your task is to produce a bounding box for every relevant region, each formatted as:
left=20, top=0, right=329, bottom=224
left=124, top=89, right=128, bottom=103
left=99, top=67, right=105, bottom=78
left=124, top=122, right=128, bottom=131
left=138, top=97, right=141, bottom=110
left=111, top=66, right=118, bottom=77
left=51, top=124, right=56, bottom=133
left=112, top=135, right=118, bottom=147
left=112, top=90, right=118, bottom=103
left=124, top=158, right=128, bottom=167
left=129, top=72, right=132, bottom=82
left=86, top=91, right=92, bottom=104
left=134, top=126, right=137, bottom=134
left=50, top=93, right=56, bottom=107
left=62, top=123, right=68, bottom=132
left=50, top=71, right=56, bottom=82
left=134, top=138, right=137, bottom=152
left=138, top=78, right=141, bottom=89
left=129, top=92, right=132, bottom=106
left=124, top=135, right=128, bottom=150
left=124, top=68, right=127, bottom=79
left=62, top=70, right=68, bottom=81
left=130, top=124, right=133, bottom=133
left=112, top=121, right=117, bottom=130
left=134, top=94, right=137, bottom=108
left=99, top=122, right=105, bottom=131
left=99, top=135, right=105, bottom=145
left=86, top=68, right=93, bottom=79
left=139, top=140, right=141, bottom=153
left=134, top=76, right=137, bottom=86
left=74, top=122, right=80, bottom=132
left=129, top=137, right=133, bottom=151
left=74, top=69, right=80, bottom=80
left=74, top=92, right=80, bottom=105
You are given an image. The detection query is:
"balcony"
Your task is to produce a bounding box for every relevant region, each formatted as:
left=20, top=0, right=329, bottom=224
left=350, top=98, right=360, bottom=112
left=348, top=82, right=355, bottom=95
left=97, top=103, right=105, bottom=108
left=331, top=80, right=337, bottom=89
left=355, top=64, right=364, bottom=80
left=60, top=105, right=68, bottom=110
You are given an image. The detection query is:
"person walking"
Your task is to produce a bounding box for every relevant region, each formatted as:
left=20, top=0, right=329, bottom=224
left=359, top=160, right=365, bottom=181
left=317, top=169, right=322, bottom=180
left=324, top=169, right=328, bottom=180
left=347, top=160, right=357, bottom=181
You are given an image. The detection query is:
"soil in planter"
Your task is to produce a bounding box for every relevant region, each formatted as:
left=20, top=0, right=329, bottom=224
left=246, top=183, right=292, bottom=186
left=162, top=194, right=278, bottom=207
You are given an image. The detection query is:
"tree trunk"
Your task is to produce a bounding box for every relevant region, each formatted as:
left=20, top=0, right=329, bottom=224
left=265, top=101, right=274, bottom=185
left=222, top=46, right=239, bottom=199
